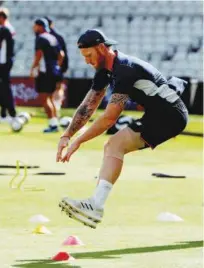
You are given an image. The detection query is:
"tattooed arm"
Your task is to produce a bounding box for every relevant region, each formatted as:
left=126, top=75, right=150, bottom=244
left=57, top=93, right=129, bottom=162
left=61, top=89, right=106, bottom=139
left=75, top=93, right=129, bottom=144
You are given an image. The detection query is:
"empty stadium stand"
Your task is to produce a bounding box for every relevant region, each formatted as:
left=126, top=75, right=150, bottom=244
left=1, top=0, right=203, bottom=80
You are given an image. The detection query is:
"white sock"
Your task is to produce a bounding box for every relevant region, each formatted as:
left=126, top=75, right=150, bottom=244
left=49, top=117, right=58, bottom=127
left=92, top=179, right=113, bottom=209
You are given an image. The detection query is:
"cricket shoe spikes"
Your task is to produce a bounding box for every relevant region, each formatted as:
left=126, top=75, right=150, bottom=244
left=63, top=208, right=97, bottom=229
left=59, top=197, right=103, bottom=229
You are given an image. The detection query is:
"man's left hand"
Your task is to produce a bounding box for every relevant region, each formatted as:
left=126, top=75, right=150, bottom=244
left=61, top=139, right=81, bottom=162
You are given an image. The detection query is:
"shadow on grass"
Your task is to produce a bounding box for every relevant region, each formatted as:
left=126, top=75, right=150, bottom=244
left=72, top=240, right=203, bottom=259
left=12, top=259, right=80, bottom=268
left=12, top=240, right=203, bottom=267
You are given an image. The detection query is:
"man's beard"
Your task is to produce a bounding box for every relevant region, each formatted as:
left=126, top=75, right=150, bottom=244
left=95, top=60, right=105, bottom=71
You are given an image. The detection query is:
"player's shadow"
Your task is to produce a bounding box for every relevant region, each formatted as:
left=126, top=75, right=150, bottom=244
left=12, top=240, right=203, bottom=267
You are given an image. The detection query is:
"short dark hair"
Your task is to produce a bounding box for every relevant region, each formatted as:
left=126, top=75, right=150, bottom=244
left=0, top=8, right=9, bottom=19
left=34, top=18, right=50, bottom=32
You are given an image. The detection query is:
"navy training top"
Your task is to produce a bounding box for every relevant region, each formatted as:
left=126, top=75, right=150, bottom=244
left=50, top=28, right=68, bottom=73
left=0, top=22, right=15, bottom=66
left=92, top=51, right=180, bottom=111
left=35, top=32, right=61, bottom=76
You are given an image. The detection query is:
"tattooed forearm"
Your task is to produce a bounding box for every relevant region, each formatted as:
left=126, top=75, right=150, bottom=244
left=78, top=105, right=93, bottom=118
left=109, top=93, right=129, bottom=108
left=69, top=105, right=94, bottom=134
left=63, top=89, right=105, bottom=138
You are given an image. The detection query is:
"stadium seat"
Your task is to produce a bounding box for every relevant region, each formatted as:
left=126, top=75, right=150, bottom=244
left=0, top=0, right=202, bottom=80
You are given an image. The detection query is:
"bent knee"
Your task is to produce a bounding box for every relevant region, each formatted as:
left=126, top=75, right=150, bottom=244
left=104, top=127, right=145, bottom=156
left=104, top=136, right=126, bottom=160
left=104, top=136, right=125, bottom=151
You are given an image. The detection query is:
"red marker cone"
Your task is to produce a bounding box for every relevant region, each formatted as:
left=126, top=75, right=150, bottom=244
left=51, top=252, right=75, bottom=261
left=62, top=235, right=84, bottom=246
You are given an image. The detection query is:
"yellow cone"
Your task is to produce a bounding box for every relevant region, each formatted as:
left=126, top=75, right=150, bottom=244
left=32, top=225, right=52, bottom=234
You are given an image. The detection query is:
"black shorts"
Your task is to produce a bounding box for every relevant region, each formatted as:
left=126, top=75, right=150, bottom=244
left=35, top=72, right=62, bottom=94
left=129, top=99, right=188, bottom=149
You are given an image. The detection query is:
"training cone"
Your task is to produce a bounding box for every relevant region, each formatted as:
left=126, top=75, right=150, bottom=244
left=29, top=214, right=50, bottom=223
left=52, top=252, right=75, bottom=261
left=32, top=225, right=52, bottom=234
left=62, top=235, right=84, bottom=246
left=157, top=212, right=184, bottom=222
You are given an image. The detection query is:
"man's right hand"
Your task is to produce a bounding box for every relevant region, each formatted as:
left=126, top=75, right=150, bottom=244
left=56, top=136, right=70, bottom=162
left=30, top=68, right=36, bottom=79
left=30, top=67, right=39, bottom=79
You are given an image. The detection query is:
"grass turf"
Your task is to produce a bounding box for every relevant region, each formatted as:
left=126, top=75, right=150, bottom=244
left=0, top=108, right=203, bottom=268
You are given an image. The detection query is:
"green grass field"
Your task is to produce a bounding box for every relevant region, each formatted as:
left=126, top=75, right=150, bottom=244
left=0, top=108, right=203, bottom=268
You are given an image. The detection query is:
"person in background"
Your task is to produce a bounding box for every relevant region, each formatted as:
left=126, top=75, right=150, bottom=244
left=0, top=7, right=17, bottom=123
left=44, top=17, right=69, bottom=117
left=30, top=18, right=64, bottom=133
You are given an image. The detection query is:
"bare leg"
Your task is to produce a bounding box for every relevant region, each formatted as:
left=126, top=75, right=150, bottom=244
left=38, top=93, right=58, bottom=131
left=52, top=82, right=66, bottom=115
left=99, top=157, right=123, bottom=184
left=59, top=128, right=147, bottom=227
left=99, top=127, right=145, bottom=184
left=47, top=96, right=57, bottom=118
left=40, top=93, right=57, bottom=119
left=92, top=127, right=146, bottom=208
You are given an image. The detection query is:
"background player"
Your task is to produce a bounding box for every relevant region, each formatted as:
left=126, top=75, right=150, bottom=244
left=0, top=7, right=17, bottom=123
left=30, top=18, right=65, bottom=133
left=44, top=17, right=69, bottom=117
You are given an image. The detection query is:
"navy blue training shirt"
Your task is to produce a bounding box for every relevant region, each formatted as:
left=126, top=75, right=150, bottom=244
left=35, top=32, right=61, bottom=75
left=92, top=51, right=180, bottom=110
left=0, top=22, right=15, bottom=66
left=50, top=28, right=68, bottom=73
